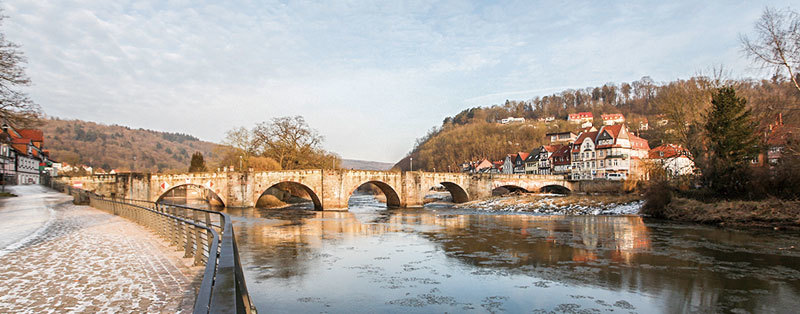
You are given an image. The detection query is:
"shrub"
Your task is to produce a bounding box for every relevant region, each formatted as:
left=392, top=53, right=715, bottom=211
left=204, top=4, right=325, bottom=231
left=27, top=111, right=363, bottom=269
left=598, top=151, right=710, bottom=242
left=642, top=180, right=673, bottom=218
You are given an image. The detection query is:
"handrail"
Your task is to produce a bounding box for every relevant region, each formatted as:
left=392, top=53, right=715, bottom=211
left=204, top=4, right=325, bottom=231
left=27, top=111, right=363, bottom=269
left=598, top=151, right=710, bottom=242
left=44, top=180, right=256, bottom=314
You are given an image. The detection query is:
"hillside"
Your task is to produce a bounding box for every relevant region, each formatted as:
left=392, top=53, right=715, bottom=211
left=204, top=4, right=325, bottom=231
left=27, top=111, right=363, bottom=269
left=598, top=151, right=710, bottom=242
left=394, top=121, right=576, bottom=172
left=395, top=76, right=800, bottom=171
left=41, top=118, right=222, bottom=172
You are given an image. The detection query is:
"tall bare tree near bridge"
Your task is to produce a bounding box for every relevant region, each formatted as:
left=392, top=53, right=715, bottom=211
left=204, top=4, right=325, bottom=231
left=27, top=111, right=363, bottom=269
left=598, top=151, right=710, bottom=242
left=253, top=115, right=339, bottom=170
left=0, top=12, right=41, bottom=127
left=222, top=116, right=339, bottom=171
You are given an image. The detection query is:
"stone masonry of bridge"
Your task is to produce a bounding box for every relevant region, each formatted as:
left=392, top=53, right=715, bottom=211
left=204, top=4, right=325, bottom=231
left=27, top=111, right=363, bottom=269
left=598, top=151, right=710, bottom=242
left=52, top=170, right=609, bottom=210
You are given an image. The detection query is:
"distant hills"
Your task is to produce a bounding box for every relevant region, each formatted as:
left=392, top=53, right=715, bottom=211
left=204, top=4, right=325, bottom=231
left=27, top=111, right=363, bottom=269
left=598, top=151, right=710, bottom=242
left=41, top=118, right=396, bottom=173
left=340, top=159, right=394, bottom=171
left=41, top=118, right=222, bottom=172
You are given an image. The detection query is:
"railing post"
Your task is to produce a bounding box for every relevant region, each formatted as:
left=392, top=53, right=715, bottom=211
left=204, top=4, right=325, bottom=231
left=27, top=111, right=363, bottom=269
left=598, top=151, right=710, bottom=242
left=170, top=206, right=180, bottom=248
left=204, top=211, right=212, bottom=260
left=193, top=210, right=203, bottom=265
left=158, top=204, right=168, bottom=240
left=184, top=207, right=193, bottom=258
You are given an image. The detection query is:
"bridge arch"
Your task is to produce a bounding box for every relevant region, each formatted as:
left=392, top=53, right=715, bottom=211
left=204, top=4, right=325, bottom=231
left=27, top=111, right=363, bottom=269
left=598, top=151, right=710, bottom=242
left=492, top=185, right=530, bottom=196
left=157, top=184, right=225, bottom=207
left=540, top=184, right=571, bottom=194
left=425, top=181, right=469, bottom=203
left=259, top=181, right=323, bottom=210
left=347, top=181, right=402, bottom=209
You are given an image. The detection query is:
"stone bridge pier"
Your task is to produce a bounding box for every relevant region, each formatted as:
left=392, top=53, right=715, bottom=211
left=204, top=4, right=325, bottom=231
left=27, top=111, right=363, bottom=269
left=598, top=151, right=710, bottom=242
left=52, top=170, right=598, bottom=210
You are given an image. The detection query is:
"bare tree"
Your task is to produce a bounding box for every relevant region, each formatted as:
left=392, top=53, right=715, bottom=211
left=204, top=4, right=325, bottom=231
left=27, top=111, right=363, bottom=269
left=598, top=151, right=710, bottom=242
left=252, top=116, right=326, bottom=170
left=220, top=126, right=259, bottom=170
left=0, top=13, right=41, bottom=127
left=741, top=7, right=800, bottom=93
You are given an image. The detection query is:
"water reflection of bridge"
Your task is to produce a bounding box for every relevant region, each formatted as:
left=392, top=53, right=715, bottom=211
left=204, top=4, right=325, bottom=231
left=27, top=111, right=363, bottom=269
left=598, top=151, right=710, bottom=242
left=229, top=209, right=651, bottom=266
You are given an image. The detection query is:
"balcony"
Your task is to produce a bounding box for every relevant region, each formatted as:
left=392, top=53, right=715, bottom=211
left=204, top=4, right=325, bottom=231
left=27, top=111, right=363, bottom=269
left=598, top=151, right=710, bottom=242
left=605, top=154, right=628, bottom=159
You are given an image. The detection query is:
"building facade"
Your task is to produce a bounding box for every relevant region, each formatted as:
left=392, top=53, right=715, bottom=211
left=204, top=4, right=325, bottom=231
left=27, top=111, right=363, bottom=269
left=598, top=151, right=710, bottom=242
left=570, top=124, right=649, bottom=181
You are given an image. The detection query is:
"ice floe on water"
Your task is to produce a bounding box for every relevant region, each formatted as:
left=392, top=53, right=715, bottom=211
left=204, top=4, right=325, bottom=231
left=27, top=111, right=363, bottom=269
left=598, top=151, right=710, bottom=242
left=458, top=195, right=643, bottom=216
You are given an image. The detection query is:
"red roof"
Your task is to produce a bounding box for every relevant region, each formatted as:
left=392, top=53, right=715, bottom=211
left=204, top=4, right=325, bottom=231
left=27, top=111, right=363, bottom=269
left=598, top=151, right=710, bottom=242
left=649, top=144, right=690, bottom=159
left=517, top=152, right=530, bottom=161
left=11, top=144, right=27, bottom=154
left=11, top=138, right=30, bottom=145
left=572, top=131, right=598, bottom=152
left=568, top=112, right=594, bottom=120
left=542, top=145, right=560, bottom=153
left=18, top=129, right=43, bottom=142
left=595, top=124, right=624, bottom=149
left=630, top=134, right=649, bottom=150
left=601, top=114, right=625, bottom=120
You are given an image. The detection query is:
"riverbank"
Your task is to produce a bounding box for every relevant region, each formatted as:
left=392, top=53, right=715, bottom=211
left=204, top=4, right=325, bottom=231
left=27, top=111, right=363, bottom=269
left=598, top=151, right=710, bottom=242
left=659, top=197, right=800, bottom=230
left=455, top=193, right=643, bottom=215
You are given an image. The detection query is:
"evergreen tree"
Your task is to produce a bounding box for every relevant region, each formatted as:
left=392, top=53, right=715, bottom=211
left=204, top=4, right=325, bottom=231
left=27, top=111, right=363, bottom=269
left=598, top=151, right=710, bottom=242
left=701, top=87, right=760, bottom=197
left=188, top=152, right=207, bottom=172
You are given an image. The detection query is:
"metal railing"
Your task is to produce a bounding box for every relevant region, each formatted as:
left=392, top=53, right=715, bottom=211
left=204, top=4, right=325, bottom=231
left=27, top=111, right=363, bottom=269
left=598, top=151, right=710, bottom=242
left=46, top=180, right=256, bottom=314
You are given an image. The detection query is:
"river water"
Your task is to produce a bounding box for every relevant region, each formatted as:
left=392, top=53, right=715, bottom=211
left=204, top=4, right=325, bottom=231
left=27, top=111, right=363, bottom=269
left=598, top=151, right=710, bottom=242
left=214, top=195, right=800, bottom=313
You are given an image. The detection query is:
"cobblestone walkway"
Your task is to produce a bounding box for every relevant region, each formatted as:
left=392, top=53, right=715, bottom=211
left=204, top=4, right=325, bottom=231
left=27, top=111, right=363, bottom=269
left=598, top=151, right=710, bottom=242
left=0, top=186, right=202, bottom=313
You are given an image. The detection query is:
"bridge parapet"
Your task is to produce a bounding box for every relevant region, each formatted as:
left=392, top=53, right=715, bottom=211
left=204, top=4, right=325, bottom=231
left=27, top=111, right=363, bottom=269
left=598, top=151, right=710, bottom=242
left=53, top=170, right=579, bottom=210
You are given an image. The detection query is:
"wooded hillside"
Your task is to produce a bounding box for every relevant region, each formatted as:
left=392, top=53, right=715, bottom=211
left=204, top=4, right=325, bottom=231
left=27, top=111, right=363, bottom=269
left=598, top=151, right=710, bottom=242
left=41, top=118, right=222, bottom=173
left=395, top=76, right=800, bottom=171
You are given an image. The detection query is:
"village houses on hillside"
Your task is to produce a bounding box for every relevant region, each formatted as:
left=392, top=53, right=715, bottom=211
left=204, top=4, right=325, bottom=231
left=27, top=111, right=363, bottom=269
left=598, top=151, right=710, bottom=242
left=459, top=112, right=699, bottom=181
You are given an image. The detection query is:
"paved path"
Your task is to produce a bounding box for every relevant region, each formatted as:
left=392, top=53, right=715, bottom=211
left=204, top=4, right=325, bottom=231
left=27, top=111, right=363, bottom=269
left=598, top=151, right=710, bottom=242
left=0, top=185, right=201, bottom=313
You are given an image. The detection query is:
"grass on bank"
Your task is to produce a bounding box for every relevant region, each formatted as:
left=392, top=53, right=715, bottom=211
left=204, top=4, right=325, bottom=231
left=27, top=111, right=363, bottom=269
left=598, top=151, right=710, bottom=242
left=0, top=191, right=17, bottom=197
left=642, top=180, right=800, bottom=229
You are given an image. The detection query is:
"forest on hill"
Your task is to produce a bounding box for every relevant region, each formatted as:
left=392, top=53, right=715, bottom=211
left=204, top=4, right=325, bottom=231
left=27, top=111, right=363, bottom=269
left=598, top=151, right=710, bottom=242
left=394, top=76, right=800, bottom=171
left=41, top=118, right=222, bottom=173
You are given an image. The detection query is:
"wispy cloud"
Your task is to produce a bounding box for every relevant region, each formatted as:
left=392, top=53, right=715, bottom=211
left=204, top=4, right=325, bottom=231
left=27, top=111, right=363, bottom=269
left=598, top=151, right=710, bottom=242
left=1, top=0, right=785, bottom=162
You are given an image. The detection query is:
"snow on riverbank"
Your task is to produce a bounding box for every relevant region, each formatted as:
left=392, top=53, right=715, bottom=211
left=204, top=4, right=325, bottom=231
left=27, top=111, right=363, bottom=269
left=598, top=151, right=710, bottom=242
left=457, top=194, right=643, bottom=216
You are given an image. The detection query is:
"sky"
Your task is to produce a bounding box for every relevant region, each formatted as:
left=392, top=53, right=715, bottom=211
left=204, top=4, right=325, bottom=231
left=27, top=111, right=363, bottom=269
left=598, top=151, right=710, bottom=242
left=2, top=0, right=796, bottom=163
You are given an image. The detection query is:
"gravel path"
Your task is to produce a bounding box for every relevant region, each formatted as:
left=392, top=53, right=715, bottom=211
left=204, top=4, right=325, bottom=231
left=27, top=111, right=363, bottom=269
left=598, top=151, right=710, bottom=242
left=0, top=185, right=201, bottom=313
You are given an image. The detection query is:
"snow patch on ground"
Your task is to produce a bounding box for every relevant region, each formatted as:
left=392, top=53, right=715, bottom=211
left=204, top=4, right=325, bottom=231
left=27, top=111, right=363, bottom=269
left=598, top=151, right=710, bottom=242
left=0, top=186, right=58, bottom=257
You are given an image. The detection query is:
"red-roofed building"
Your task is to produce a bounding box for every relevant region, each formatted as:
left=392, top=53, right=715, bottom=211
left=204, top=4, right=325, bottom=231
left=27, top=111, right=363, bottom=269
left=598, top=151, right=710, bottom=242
left=570, top=124, right=649, bottom=180
left=601, top=114, right=625, bottom=126
left=492, top=160, right=504, bottom=174
left=514, top=152, right=530, bottom=174
left=0, top=123, right=51, bottom=184
left=758, top=113, right=795, bottom=166
left=18, top=129, right=44, bottom=148
left=551, top=145, right=572, bottom=175
left=650, top=144, right=694, bottom=177
left=526, top=145, right=561, bottom=175
left=568, top=112, right=594, bottom=123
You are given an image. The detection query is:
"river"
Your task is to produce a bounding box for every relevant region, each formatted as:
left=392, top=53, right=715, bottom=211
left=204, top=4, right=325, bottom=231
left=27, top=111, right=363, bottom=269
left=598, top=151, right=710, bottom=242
left=192, top=195, right=800, bottom=313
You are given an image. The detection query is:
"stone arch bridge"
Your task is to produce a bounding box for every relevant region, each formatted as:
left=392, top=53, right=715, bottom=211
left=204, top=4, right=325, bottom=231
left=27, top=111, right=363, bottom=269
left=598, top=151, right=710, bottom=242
left=52, top=170, right=600, bottom=210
